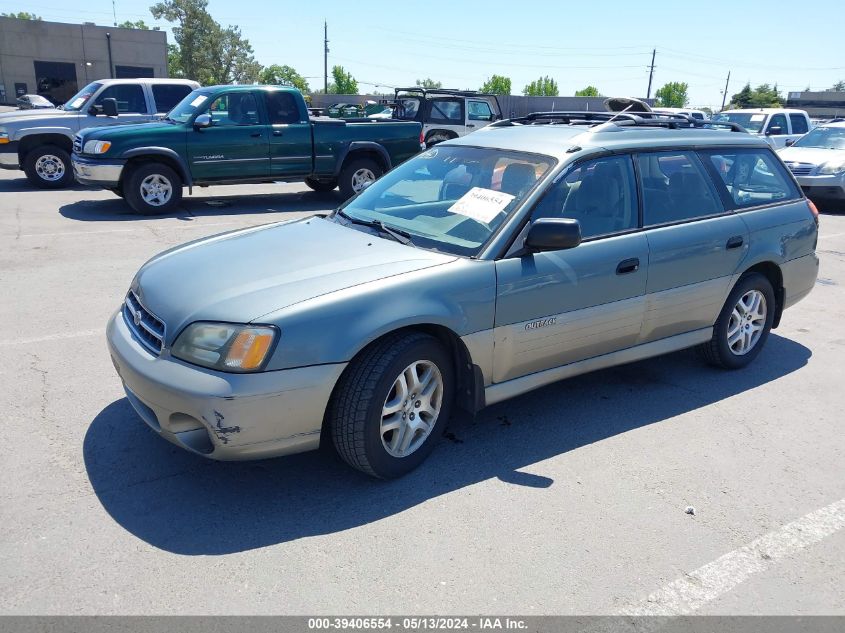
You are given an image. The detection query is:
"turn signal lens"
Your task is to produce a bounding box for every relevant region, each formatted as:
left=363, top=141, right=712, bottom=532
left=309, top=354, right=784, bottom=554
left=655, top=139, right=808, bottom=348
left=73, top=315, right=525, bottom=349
left=0, top=132, right=9, bottom=144
left=224, top=330, right=275, bottom=370
left=807, top=199, right=819, bottom=227
left=83, top=140, right=111, bottom=154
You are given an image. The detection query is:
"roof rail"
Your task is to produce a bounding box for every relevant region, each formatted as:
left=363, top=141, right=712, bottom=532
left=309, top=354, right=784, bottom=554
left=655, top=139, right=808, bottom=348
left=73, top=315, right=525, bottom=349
left=393, top=87, right=496, bottom=98
left=490, top=110, right=748, bottom=133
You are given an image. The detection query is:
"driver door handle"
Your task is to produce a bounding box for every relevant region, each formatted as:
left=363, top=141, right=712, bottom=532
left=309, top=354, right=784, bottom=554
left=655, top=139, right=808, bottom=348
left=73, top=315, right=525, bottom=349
left=273, top=130, right=283, bottom=136
left=616, top=258, right=640, bottom=275
left=250, top=132, right=263, bottom=138
left=726, top=236, right=744, bottom=249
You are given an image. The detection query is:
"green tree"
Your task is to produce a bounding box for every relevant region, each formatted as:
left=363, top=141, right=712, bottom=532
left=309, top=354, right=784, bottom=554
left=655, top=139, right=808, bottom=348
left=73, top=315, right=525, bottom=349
left=1, top=11, right=41, bottom=19
left=259, top=64, right=309, bottom=92
left=729, top=82, right=782, bottom=108
left=574, top=85, right=600, bottom=97
left=151, top=0, right=259, bottom=84
left=416, top=78, right=442, bottom=89
left=729, top=83, right=754, bottom=108
left=330, top=65, right=358, bottom=95
left=523, top=76, right=558, bottom=96
left=479, top=75, right=511, bottom=95
left=830, top=80, right=845, bottom=92
left=655, top=81, right=689, bottom=107
left=118, top=19, right=150, bottom=29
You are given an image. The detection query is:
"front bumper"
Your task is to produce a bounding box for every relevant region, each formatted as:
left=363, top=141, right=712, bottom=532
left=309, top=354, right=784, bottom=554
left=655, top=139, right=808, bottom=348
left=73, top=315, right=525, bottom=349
left=0, top=141, right=19, bottom=169
left=71, top=154, right=125, bottom=187
left=106, top=309, right=347, bottom=460
left=795, top=173, right=845, bottom=200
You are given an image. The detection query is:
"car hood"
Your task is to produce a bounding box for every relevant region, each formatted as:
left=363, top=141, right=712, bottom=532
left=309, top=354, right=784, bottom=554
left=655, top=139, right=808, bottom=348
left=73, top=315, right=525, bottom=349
left=133, top=216, right=456, bottom=342
left=80, top=120, right=175, bottom=141
left=778, top=146, right=845, bottom=166
left=0, top=108, right=68, bottom=124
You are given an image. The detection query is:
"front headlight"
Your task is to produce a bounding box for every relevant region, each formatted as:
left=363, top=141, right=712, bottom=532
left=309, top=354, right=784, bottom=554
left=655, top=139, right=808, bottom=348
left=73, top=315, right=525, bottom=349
left=0, top=130, right=9, bottom=144
left=818, top=159, right=845, bottom=175
left=172, top=322, right=278, bottom=373
left=83, top=140, right=111, bottom=154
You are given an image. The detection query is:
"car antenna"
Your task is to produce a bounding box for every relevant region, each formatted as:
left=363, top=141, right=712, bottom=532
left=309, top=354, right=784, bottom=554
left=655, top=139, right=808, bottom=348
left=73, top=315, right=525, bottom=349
left=592, top=104, right=634, bottom=131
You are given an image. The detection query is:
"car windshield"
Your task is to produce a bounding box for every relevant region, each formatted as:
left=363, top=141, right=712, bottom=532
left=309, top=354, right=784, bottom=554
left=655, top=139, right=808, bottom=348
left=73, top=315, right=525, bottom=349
left=793, top=126, right=845, bottom=150
left=338, top=145, right=555, bottom=257
left=712, top=112, right=767, bottom=133
left=62, top=82, right=102, bottom=111
left=165, top=89, right=213, bottom=122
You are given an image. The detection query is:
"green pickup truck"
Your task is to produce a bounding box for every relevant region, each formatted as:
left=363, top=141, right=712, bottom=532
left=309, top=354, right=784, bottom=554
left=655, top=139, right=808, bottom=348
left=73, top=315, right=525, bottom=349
left=71, top=85, right=424, bottom=214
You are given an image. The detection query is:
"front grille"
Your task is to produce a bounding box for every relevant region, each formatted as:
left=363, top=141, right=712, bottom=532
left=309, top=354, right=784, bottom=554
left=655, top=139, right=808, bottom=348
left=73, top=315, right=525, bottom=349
left=123, top=290, right=165, bottom=355
left=73, top=135, right=82, bottom=154
left=787, top=162, right=814, bottom=176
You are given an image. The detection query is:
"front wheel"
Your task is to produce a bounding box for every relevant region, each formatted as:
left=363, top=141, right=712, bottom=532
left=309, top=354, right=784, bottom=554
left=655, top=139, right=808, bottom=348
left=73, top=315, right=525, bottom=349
left=328, top=332, right=454, bottom=478
left=123, top=162, right=183, bottom=215
left=698, top=272, right=775, bottom=369
left=23, top=145, right=75, bottom=189
left=304, top=177, right=338, bottom=192
left=338, top=157, right=383, bottom=200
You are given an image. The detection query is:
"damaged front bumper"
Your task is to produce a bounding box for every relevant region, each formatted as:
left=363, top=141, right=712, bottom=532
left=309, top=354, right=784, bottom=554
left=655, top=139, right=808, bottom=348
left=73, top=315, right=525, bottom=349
left=106, top=309, right=347, bottom=460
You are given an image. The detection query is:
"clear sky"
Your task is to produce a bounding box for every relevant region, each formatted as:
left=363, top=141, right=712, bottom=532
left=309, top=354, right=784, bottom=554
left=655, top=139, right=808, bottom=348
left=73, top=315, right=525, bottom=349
left=3, top=0, right=844, bottom=109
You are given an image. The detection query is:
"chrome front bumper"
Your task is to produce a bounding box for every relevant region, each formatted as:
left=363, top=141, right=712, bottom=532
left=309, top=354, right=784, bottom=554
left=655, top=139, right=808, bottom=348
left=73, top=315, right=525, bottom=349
left=106, top=309, right=347, bottom=460
left=795, top=173, right=845, bottom=200
left=71, top=155, right=125, bottom=186
left=0, top=142, right=19, bottom=169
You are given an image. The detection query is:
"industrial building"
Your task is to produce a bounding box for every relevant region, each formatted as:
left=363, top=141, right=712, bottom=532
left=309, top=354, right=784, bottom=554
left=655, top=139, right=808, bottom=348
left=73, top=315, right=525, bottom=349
left=786, top=91, right=845, bottom=119
left=0, top=16, right=168, bottom=105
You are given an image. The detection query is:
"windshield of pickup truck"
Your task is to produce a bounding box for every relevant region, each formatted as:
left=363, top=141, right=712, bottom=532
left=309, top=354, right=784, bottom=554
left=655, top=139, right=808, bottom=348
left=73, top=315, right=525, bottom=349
left=792, top=126, right=845, bottom=149
left=62, top=82, right=103, bottom=111
left=338, top=146, right=554, bottom=257
left=165, top=89, right=213, bottom=122
left=712, top=112, right=767, bottom=133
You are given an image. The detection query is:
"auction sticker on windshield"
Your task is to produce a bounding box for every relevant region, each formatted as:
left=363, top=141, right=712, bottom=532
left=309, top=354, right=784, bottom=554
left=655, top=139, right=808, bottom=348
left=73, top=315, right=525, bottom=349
left=448, top=187, right=514, bottom=224
left=190, top=95, right=208, bottom=107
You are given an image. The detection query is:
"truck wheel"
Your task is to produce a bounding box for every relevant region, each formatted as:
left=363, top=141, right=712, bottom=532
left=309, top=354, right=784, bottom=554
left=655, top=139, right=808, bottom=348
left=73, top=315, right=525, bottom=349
left=124, top=162, right=183, bottom=215
left=338, top=157, right=382, bottom=200
left=328, top=332, right=454, bottom=479
left=304, top=177, right=338, bottom=192
left=23, top=145, right=74, bottom=189
left=697, top=273, right=775, bottom=370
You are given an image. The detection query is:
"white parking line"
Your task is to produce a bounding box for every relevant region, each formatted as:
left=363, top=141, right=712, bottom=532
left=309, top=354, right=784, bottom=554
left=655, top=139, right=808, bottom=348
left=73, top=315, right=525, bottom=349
left=0, top=329, right=101, bottom=347
left=819, top=232, right=845, bottom=240
left=619, top=498, right=845, bottom=616
left=19, top=221, right=241, bottom=238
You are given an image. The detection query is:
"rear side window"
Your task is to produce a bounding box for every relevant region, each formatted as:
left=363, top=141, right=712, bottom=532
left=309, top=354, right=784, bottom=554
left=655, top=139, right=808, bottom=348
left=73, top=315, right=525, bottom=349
left=701, top=149, right=801, bottom=208
left=789, top=113, right=809, bottom=134
left=428, top=98, right=463, bottom=124
left=636, top=152, right=723, bottom=226
left=152, top=84, right=192, bottom=113
left=95, top=84, right=146, bottom=113
left=264, top=91, right=301, bottom=124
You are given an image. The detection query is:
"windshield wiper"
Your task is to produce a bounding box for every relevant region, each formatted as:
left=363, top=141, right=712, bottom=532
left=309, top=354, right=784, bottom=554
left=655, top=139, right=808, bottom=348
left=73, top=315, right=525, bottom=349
left=335, top=209, right=414, bottom=246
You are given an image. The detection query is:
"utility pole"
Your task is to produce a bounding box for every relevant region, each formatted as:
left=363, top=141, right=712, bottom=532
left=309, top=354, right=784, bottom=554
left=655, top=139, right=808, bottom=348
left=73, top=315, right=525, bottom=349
left=112, top=0, right=117, bottom=26
left=324, top=21, right=329, bottom=94
left=720, top=70, right=731, bottom=111
left=646, top=48, right=656, bottom=100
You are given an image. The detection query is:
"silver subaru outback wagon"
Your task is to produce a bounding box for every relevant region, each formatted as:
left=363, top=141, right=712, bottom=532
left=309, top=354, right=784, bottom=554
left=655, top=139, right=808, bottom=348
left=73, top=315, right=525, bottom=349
left=107, top=112, right=819, bottom=478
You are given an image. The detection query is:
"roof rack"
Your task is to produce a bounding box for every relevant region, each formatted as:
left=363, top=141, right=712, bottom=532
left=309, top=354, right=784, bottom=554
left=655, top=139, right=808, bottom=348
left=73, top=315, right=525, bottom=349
left=393, top=87, right=497, bottom=98
left=491, top=111, right=748, bottom=133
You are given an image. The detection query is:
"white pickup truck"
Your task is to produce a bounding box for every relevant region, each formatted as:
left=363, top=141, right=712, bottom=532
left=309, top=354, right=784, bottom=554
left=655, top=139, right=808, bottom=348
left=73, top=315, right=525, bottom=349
left=0, top=78, right=198, bottom=188
left=711, top=108, right=812, bottom=148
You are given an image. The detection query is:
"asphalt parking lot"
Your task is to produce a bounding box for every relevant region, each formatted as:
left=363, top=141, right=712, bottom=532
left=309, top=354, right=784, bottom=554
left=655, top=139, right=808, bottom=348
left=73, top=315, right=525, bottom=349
left=1, top=170, right=844, bottom=615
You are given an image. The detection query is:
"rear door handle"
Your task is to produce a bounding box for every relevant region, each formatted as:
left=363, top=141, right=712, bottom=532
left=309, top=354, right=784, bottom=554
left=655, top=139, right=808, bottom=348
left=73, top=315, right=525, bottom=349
left=616, top=258, right=640, bottom=275
left=466, top=124, right=475, bottom=128
left=273, top=130, right=283, bottom=136
left=250, top=132, right=263, bottom=138
left=726, top=236, right=744, bottom=249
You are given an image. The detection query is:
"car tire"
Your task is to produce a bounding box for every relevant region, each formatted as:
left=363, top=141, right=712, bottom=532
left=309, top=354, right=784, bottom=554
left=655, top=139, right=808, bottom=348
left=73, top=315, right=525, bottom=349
left=23, top=145, right=75, bottom=189
left=328, top=332, right=454, bottom=479
left=338, top=157, right=382, bottom=200
left=304, top=177, right=338, bottom=192
left=698, top=272, right=775, bottom=369
left=123, top=162, right=183, bottom=215
left=425, top=132, right=453, bottom=149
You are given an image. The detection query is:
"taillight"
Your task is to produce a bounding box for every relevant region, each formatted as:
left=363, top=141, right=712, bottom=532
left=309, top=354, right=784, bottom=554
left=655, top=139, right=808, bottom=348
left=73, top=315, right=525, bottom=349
left=419, top=129, right=425, bottom=150
left=807, top=199, right=819, bottom=226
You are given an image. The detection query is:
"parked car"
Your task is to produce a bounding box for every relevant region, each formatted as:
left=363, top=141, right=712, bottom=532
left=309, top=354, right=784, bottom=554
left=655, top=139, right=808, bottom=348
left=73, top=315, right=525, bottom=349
left=712, top=108, right=812, bottom=148
left=652, top=107, right=707, bottom=120
left=0, top=78, right=199, bottom=188
left=388, top=88, right=502, bottom=147
left=107, top=110, right=818, bottom=478
left=778, top=120, right=845, bottom=202
left=16, top=94, right=55, bottom=110
left=72, top=85, right=424, bottom=213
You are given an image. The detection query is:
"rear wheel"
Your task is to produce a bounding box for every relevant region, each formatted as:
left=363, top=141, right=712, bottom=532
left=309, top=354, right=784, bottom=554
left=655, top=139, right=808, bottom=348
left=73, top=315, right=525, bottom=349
left=23, top=145, right=74, bottom=189
left=698, top=272, right=775, bottom=369
left=304, top=177, right=338, bottom=192
left=425, top=132, right=453, bottom=149
left=123, top=162, right=182, bottom=215
left=338, top=157, right=382, bottom=200
left=328, top=332, right=454, bottom=479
